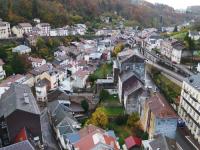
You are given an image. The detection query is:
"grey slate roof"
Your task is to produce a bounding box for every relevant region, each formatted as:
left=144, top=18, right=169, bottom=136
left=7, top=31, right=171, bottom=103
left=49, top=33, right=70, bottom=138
left=185, top=74, right=200, bottom=91
left=0, top=140, right=35, bottom=150
left=0, top=83, right=40, bottom=118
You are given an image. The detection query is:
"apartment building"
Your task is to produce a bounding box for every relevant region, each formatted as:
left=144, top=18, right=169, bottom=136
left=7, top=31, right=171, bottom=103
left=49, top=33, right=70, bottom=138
left=0, top=19, right=11, bottom=39
left=178, top=74, right=200, bottom=144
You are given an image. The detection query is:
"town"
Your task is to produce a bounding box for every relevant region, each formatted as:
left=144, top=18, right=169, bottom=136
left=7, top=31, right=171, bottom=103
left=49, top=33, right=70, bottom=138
left=0, top=1, right=200, bottom=150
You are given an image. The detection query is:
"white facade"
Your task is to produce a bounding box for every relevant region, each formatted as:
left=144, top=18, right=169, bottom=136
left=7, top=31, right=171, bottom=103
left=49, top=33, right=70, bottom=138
left=36, top=23, right=51, bottom=36
left=197, top=63, right=200, bottom=72
left=0, top=20, right=11, bottom=39
left=171, top=48, right=182, bottom=64
left=18, top=23, right=33, bottom=34
left=12, top=26, right=24, bottom=38
left=28, top=57, right=46, bottom=68
left=0, top=59, right=6, bottom=80
left=178, top=75, right=200, bottom=144
left=35, top=84, right=48, bottom=102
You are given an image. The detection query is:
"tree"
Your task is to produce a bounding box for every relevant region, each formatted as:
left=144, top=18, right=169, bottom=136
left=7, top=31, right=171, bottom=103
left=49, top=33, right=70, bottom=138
left=173, top=25, right=178, bottom=32
left=99, top=89, right=110, bottom=101
left=113, top=43, right=124, bottom=57
left=86, top=107, right=108, bottom=128
left=32, top=0, right=38, bottom=18
left=81, top=99, right=89, bottom=112
left=127, top=112, right=140, bottom=127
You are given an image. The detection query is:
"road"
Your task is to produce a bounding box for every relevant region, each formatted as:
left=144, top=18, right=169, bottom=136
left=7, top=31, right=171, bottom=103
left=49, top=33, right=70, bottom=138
left=41, top=108, right=60, bottom=150
left=146, top=60, right=185, bottom=82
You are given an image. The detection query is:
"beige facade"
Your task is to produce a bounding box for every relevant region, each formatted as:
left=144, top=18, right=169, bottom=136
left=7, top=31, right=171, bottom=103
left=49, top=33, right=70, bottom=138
left=178, top=78, right=200, bottom=144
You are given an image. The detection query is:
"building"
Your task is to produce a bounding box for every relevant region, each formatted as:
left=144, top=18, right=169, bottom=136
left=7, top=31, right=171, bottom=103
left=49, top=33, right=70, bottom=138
left=28, top=57, right=46, bottom=68
left=0, top=20, right=11, bottom=39
left=73, top=125, right=120, bottom=150
left=48, top=101, right=81, bottom=150
left=142, top=134, right=181, bottom=150
left=36, top=23, right=51, bottom=36
left=0, top=140, right=36, bottom=150
left=189, top=30, right=200, bottom=40
left=12, top=45, right=31, bottom=54
left=141, top=93, right=178, bottom=139
left=18, top=23, right=32, bottom=34
left=178, top=74, right=200, bottom=144
left=12, top=25, right=24, bottom=38
left=124, top=136, right=142, bottom=149
left=118, top=71, right=144, bottom=114
left=35, top=79, right=50, bottom=103
left=0, top=84, right=42, bottom=147
left=0, top=59, right=6, bottom=80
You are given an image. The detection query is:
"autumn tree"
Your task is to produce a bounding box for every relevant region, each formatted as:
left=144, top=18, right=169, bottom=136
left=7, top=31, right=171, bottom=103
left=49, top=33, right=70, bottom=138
left=113, top=43, right=124, bottom=57
left=127, top=112, right=140, bottom=127
left=86, top=107, right=108, bottom=128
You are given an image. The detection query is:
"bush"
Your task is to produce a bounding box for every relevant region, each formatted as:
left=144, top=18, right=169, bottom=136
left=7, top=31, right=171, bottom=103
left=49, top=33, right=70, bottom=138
left=81, top=99, right=89, bottom=112
left=115, top=114, right=128, bottom=125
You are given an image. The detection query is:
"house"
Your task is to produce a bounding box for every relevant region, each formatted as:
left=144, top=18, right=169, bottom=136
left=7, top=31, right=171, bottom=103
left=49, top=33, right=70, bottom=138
left=12, top=45, right=31, bottom=54
left=0, top=59, right=6, bottom=80
left=146, top=35, right=163, bottom=51
left=0, top=140, right=36, bottom=150
left=0, top=84, right=42, bottom=147
left=0, top=19, right=11, bottom=39
left=141, top=93, right=178, bottom=139
left=11, top=25, right=24, bottom=38
left=124, top=136, right=142, bottom=149
left=48, top=100, right=81, bottom=150
left=71, top=69, right=90, bottom=89
left=73, top=124, right=120, bottom=150
left=117, top=49, right=145, bottom=81
left=189, top=30, right=200, bottom=40
left=0, top=74, right=34, bottom=98
left=29, top=63, right=65, bottom=90
left=142, top=134, right=180, bottom=150
left=178, top=74, right=200, bottom=144
left=35, top=78, right=51, bottom=103
left=118, top=71, right=144, bottom=114
left=36, top=23, right=51, bottom=36
left=171, top=41, right=192, bottom=64
left=18, top=23, right=32, bottom=34
left=24, top=33, right=39, bottom=46
left=28, top=57, right=46, bottom=68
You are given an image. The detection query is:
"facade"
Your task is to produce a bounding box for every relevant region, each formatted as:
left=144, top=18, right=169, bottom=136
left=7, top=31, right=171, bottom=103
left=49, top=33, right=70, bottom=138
left=12, top=26, right=24, bottom=38
left=35, top=79, right=50, bottom=102
left=0, top=59, right=6, bottom=80
left=141, top=93, right=178, bottom=139
left=0, top=84, right=42, bottom=147
left=28, top=57, right=46, bottom=68
left=36, top=23, right=51, bottom=36
left=178, top=74, right=200, bottom=144
left=18, top=23, right=32, bottom=34
left=0, top=20, right=11, bottom=39
left=12, top=45, right=31, bottom=54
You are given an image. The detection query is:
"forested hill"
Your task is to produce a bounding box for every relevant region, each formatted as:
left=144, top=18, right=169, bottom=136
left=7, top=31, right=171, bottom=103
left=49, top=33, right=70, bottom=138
left=0, top=0, right=191, bottom=27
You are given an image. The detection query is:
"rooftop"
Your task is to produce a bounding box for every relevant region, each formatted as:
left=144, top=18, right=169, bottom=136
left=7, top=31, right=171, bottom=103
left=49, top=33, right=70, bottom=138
left=146, top=93, right=178, bottom=119
left=185, top=74, right=200, bottom=91
left=0, top=84, right=40, bottom=118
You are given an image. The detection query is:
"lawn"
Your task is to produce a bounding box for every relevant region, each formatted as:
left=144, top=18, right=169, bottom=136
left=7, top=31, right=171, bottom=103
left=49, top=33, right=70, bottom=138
left=171, top=32, right=187, bottom=40
left=93, top=63, right=113, bottom=79
left=105, top=107, right=124, bottom=117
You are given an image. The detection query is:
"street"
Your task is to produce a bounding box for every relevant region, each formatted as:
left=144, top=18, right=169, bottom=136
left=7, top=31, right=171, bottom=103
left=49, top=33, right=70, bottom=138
left=40, top=108, right=60, bottom=150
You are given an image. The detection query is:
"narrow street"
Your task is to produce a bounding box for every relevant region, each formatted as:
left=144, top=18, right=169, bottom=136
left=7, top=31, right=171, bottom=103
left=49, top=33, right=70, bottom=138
left=40, top=108, right=60, bottom=150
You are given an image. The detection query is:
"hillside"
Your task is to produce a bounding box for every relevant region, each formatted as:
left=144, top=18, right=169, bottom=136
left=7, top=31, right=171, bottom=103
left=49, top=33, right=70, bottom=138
left=0, top=0, right=191, bottom=28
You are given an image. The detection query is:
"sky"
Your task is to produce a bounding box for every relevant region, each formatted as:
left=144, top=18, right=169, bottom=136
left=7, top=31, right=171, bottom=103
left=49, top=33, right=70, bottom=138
left=146, top=0, right=200, bottom=9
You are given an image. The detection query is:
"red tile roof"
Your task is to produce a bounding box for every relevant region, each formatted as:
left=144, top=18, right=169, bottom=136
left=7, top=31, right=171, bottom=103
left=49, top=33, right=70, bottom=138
left=146, top=93, right=178, bottom=119
left=125, top=136, right=141, bottom=149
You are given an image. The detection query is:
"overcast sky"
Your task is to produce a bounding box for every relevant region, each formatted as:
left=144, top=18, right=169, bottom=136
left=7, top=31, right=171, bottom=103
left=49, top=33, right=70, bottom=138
left=146, top=0, right=200, bottom=9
